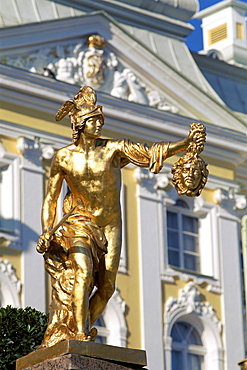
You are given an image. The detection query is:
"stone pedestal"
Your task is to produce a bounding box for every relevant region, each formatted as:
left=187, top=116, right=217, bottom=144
left=16, top=340, right=147, bottom=370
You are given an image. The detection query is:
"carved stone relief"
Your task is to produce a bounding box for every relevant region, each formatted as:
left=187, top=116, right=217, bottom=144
left=165, top=281, right=222, bottom=333
left=134, top=167, right=170, bottom=194
left=1, top=34, right=178, bottom=112
left=214, top=187, right=247, bottom=213
left=0, top=259, right=21, bottom=307
left=17, top=137, right=55, bottom=167
left=111, top=68, right=149, bottom=105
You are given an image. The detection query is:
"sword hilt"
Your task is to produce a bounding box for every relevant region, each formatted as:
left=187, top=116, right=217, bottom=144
left=36, top=205, right=77, bottom=254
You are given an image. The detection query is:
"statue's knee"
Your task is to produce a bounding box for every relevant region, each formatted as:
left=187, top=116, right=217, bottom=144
left=74, top=268, right=92, bottom=288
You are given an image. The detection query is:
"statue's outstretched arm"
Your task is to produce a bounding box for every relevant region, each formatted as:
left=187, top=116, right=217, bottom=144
left=118, top=123, right=206, bottom=174
left=166, top=126, right=206, bottom=158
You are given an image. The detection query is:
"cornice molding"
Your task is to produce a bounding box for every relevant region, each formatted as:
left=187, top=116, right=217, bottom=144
left=0, top=120, right=70, bottom=150
left=1, top=64, right=247, bottom=167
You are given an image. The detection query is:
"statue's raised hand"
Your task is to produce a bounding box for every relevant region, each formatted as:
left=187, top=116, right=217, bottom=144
left=188, top=122, right=206, bottom=154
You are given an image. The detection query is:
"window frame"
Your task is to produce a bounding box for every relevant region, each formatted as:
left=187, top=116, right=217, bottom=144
left=171, top=321, right=206, bottom=370
left=161, top=192, right=221, bottom=291
left=164, top=283, right=224, bottom=370
left=167, top=207, right=200, bottom=273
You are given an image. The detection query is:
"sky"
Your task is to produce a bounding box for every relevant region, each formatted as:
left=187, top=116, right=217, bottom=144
left=185, top=0, right=247, bottom=52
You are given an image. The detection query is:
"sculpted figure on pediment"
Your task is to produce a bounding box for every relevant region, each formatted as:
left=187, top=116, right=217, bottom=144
left=1, top=48, right=51, bottom=75
left=147, top=90, right=179, bottom=113
left=46, top=46, right=77, bottom=85
left=111, top=68, right=149, bottom=105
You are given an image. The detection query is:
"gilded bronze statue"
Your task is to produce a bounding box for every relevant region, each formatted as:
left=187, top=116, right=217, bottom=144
left=36, top=86, right=207, bottom=347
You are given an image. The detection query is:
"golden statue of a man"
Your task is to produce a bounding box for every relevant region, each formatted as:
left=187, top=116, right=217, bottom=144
left=37, top=86, right=206, bottom=347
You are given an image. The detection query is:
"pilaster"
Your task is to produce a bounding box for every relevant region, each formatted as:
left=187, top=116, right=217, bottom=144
left=216, top=190, right=246, bottom=370
left=134, top=167, right=165, bottom=370
left=17, top=137, right=52, bottom=311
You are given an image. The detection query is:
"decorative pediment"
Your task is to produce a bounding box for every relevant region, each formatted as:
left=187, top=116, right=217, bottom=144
left=0, top=30, right=177, bottom=113
left=1, top=12, right=246, bottom=132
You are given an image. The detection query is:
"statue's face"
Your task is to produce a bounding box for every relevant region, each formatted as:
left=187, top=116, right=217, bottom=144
left=181, top=163, right=202, bottom=190
left=83, top=115, right=104, bottom=138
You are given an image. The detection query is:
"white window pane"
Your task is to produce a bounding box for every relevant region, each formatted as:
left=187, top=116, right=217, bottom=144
left=167, top=211, right=178, bottom=229
left=168, top=250, right=180, bottom=267
left=95, top=316, right=107, bottom=344
left=188, top=353, right=203, bottom=370
left=171, top=324, right=181, bottom=342
left=188, top=328, right=203, bottom=345
left=182, top=215, right=198, bottom=233
left=173, top=322, right=189, bottom=340
left=95, top=335, right=106, bottom=344
left=184, top=254, right=200, bottom=272
left=183, top=234, right=199, bottom=252
left=172, top=350, right=183, bottom=370
left=168, top=230, right=179, bottom=249
left=172, top=323, right=204, bottom=370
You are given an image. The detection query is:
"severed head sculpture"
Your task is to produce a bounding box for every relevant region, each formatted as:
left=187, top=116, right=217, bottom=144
left=172, top=122, right=209, bottom=197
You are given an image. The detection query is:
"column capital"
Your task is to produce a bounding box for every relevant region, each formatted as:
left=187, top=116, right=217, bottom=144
left=134, top=167, right=170, bottom=197
left=17, top=137, right=54, bottom=171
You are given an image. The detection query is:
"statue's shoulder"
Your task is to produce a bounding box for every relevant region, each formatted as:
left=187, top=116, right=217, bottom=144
left=96, top=138, right=127, bottom=150
left=57, top=145, right=70, bottom=154
left=53, top=145, right=74, bottom=162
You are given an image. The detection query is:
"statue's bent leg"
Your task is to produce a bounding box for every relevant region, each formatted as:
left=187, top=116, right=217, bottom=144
left=89, top=222, right=121, bottom=326
left=69, top=237, right=93, bottom=339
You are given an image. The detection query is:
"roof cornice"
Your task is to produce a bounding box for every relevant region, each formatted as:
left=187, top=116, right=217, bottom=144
left=1, top=63, right=247, bottom=169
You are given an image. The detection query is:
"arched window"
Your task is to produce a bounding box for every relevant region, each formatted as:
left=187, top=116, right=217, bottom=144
left=95, top=316, right=109, bottom=344
left=164, top=283, right=223, bottom=370
left=92, top=289, right=127, bottom=347
left=0, top=259, right=21, bottom=308
left=171, top=321, right=205, bottom=370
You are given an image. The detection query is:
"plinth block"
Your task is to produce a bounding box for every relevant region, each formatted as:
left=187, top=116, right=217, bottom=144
left=16, top=340, right=147, bottom=370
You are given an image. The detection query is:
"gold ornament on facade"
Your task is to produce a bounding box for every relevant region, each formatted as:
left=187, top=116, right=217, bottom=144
left=87, top=35, right=106, bottom=49
left=86, top=34, right=107, bottom=85
left=36, top=86, right=208, bottom=347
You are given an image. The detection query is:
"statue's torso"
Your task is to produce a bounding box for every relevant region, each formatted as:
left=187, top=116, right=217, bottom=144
left=57, top=140, right=122, bottom=227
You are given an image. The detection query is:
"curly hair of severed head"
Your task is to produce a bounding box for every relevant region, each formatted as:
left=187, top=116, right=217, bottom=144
left=172, top=153, right=208, bottom=197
